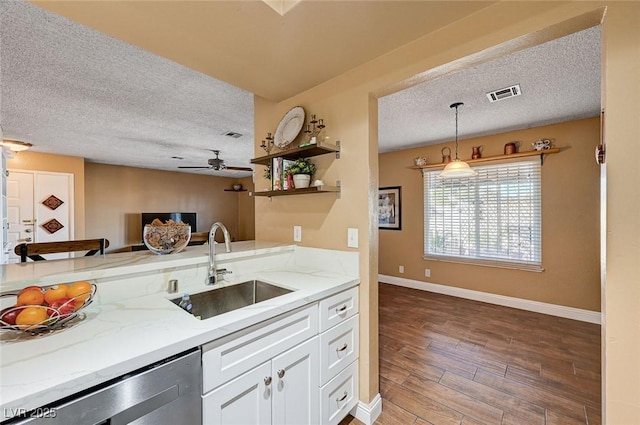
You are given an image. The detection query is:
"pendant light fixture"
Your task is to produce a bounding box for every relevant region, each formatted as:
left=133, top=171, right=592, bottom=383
left=438, top=102, right=477, bottom=179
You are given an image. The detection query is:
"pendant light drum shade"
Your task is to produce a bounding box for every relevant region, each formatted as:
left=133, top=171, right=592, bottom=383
left=439, top=102, right=477, bottom=179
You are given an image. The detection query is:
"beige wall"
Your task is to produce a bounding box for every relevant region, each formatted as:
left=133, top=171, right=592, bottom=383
left=254, top=90, right=380, bottom=402
left=84, top=163, right=252, bottom=250
left=7, top=151, right=85, bottom=239
left=601, top=4, right=640, bottom=422
left=380, top=117, right=601, bottom=311
left=237, top=176, right=255, bottom=242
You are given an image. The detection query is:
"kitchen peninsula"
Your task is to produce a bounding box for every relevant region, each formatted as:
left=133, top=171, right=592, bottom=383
left=0, top=241, right=360, bottom=424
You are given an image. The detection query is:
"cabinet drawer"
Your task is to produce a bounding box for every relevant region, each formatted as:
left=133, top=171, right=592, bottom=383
left=320, top=360, right=359, bottom=425
left=319, top=286, right=358, bottom=332
left=319, top=314, right=359, bottom=386
left=202, top=303, right=318, bottom=393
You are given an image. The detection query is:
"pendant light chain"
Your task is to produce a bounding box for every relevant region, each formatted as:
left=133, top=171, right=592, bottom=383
left=455, top=105, right=459, bottom=160
left=450, top=102, right=463, bottom=161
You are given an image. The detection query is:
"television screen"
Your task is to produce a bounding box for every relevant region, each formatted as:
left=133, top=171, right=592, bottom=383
left=141, top=212, right=197, bottom=239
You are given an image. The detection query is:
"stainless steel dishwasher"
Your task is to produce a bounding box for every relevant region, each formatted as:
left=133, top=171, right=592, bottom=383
left=5, top=348, right=201, bottom=425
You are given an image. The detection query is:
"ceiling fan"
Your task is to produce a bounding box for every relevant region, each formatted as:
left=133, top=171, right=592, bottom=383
left=178, top=150, right=253, bottom=172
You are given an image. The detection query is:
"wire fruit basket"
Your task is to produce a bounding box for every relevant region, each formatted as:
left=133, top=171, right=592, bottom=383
left=0, top=283, right=97, bottom=335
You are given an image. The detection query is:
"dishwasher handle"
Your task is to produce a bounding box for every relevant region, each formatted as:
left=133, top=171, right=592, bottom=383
left=110, top=385, right=179, bottom=425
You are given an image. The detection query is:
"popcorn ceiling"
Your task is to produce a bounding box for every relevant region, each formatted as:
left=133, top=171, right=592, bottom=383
left=0, top=2, right=600, bottom=167
left=378, top=26, right=601, bottom=153
left=0, top=1, right=254, bottom=176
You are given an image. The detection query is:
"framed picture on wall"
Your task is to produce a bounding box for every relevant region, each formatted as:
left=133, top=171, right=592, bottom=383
left=378, top=186, right=401, bottom=230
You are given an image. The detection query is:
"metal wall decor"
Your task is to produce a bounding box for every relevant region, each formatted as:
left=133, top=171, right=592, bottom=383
left=301, top=114, right=325, bottom=147
left=42, top=195, right=64, bottom=211
left=42, top=218, right=64, bottom=234
left=260, top=132, right=275, bottom=155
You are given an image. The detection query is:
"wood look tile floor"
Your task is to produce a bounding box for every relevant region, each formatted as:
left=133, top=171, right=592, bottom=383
left=339, top=283, right=601, bottom=425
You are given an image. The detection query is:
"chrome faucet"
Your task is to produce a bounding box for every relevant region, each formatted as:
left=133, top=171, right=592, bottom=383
left=207, top=222, right=232, bottom=285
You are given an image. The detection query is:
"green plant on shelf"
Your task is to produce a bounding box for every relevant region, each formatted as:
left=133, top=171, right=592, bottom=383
left=286, top=158, right=316, bottom=176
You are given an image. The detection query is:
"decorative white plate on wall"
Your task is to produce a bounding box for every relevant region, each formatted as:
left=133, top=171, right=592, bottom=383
left=274, top=106, right=305, bottom=149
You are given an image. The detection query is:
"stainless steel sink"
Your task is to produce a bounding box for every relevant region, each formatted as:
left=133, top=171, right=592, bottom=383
left=171, top=280, right=293, bottom=319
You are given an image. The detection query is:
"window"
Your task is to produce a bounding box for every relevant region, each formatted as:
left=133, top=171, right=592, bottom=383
left=424, top=160, right=542, bottom=270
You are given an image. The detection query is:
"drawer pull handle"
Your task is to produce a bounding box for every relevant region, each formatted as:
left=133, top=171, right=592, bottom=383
left=336, top=305, right=347, bottom=314
left=336, top=391, right=348, bottom=402
left=336, top=343, right=348, bottom=352
left=264, top=377, right=272, bottom=386
left=277, top=369, right=285, bottom=378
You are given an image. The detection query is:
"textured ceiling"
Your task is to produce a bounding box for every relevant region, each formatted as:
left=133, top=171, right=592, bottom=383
left=0, top=2, right=600, bottom=175
left=1, top=1, right=254, bottom=177
left=379, top=26, right=601, bottom=152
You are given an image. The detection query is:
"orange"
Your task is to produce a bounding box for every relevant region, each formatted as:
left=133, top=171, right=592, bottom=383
left=15, top=307, right=49, bottom=326
left=17, top=290, right=45, bottom=306
left=44, top=285, right=69, bottom=305
left=67, top=281, right=93, bottom=309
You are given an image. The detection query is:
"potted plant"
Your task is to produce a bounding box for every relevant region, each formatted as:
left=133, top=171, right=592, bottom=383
left=286, top=158, right=316, bottom=189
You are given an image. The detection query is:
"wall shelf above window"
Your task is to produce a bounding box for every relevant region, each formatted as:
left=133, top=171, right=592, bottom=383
left=410, top=148, right=560, bottom=170
left=250, top=141, right=340, bottom=166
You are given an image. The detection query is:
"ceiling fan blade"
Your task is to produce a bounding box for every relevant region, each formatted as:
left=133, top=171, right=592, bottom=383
left=178, top=166, right=211, bottom=169
left=226, top=166, right=253, bottom=171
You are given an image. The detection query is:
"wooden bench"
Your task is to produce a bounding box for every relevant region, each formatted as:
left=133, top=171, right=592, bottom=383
left=14, top=238, right=110, bottom=263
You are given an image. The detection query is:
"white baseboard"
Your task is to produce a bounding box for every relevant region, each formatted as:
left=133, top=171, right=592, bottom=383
left=351, top=393, right=382, bottom=425
left=379, top=274, right=601, bottom=325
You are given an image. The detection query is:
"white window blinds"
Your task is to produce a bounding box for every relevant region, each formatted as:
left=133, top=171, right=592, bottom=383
left=424, top=160, right=542, bottom=270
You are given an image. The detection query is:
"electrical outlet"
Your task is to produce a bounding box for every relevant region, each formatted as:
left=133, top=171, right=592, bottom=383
left=399, top=265, right=404, bottom=273
left=347, top=228, right=358, bottom=248
left=425, top=268, right=431, bottom=278
left=293, top=226, right=302, bottom=242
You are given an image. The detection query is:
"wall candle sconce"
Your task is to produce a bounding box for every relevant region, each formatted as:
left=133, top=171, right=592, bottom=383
left=302, top=114, right=325, bottom=146
left=260, top=132, right=274, bottom=155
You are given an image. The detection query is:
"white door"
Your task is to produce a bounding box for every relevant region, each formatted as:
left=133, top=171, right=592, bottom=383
left=7, top=171, right=35, bottom=262
left=7, top=171, right=74, bottom=262
left=272, top=336, right=320, bottom=425
left=203, top=361, right=272, bottom=425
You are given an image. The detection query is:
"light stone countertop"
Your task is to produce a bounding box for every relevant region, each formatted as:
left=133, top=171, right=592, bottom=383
left=0, top=242, right=359, bottom=418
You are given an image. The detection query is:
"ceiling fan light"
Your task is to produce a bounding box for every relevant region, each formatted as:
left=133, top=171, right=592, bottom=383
left=2, top=139, right=32, bottom=152
left=438, top=159, right=478, bottom=178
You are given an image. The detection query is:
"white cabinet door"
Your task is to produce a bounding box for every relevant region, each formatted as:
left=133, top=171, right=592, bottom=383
left=203, top=361, right=272, bottom=425
left=272, top=336, right=319, bottom=425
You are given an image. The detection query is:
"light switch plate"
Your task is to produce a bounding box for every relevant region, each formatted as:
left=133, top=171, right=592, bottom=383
left=347, top=228, right=358, bottom=248
left=293, top=226, right=302, bottom=242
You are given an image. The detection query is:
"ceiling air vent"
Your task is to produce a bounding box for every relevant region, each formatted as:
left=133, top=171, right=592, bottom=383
left=486, top=84, right=521, bottom=103
left=223, top=131, right=243, bottom=139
